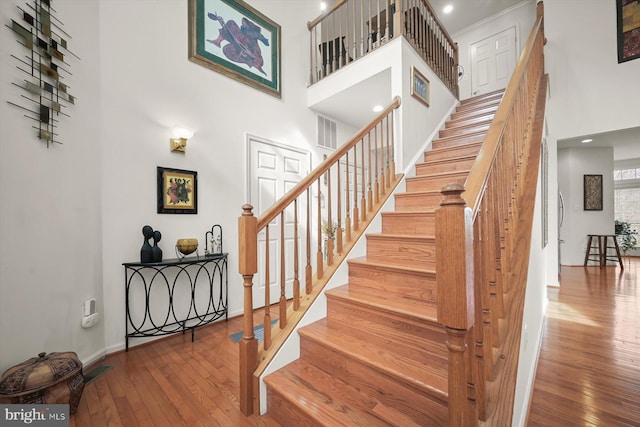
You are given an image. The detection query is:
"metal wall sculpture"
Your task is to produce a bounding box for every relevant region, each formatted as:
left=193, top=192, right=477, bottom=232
left=7, top=0, right=78, bottom=146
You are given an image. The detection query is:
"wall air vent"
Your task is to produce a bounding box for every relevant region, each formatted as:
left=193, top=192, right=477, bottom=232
left=317, top=115, right=337, bottom=150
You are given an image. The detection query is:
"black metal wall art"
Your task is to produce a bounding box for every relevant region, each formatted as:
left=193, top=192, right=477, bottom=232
left=7, top=0, right=79, bottom=146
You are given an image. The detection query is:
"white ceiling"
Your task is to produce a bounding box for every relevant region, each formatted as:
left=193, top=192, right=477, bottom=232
left=428, top=0, right=525, bottom=35
left=557, top=127, right=640, bottom=161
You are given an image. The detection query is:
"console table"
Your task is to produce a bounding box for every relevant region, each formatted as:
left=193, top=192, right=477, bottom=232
left=123, top=253, right=228, bottom=351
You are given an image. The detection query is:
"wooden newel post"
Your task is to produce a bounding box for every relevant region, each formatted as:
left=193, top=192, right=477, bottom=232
left=238, top=204, right=258, bottom=416
left=436, top=183, right=476, bottom=426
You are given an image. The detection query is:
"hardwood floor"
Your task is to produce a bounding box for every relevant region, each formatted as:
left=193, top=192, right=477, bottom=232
left=71, top=258, right=640, bottom=426
left=71, top=309, right=281, bottom=427
left=528, top=258, right=640, bottom=426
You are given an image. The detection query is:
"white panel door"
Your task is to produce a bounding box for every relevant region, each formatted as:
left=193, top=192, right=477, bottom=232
left=470, top=26, right=516, bottom=96
left=248, top=136, right=310, bottom=309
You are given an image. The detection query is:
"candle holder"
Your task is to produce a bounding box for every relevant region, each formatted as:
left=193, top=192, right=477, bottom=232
left=205, top=225, right=223, bottom=256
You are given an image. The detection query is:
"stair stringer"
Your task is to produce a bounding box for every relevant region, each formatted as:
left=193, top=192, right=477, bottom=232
left=257, top=101, right=457, bottom=415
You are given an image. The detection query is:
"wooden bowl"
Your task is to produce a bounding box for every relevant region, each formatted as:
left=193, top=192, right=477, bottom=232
left=176, top=238, right=198, bottom=256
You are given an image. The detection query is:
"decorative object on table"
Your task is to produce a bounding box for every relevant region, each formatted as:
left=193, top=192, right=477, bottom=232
left=157, top=167, right=198, bottom=214
left=616, top=0, right=640, bottom=63
left=583, top=174, right=603, bottom=211
left=152, top=230, right=163, bottom=262
left=410, top=66, right=430, bottom=107
left=7, top=0, right=79, bottom=146
left=176, top=238, right=199, bottom=258
left=188, top=0, right=281, bottom=98
left=205, top=224, right=223, bottom=255
left=140, top=225, right=154, bottom=263
left=0, top=351, right=84, bottom=414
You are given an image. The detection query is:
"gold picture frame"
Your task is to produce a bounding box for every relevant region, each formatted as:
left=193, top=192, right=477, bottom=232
left=157, top=167, right=198, bottom=214
left=188, top=0, right=281, bottom=98
left=410, top=66, right=430, bottom=107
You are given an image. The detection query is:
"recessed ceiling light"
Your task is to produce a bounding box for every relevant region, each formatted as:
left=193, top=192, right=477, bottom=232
left=581, top=139, right=593, bottom=143
left=443, top=4, right=453, bottom=14
left=320, top=1, right=327, bottom=11
left=373, top=105, right=383, bottom=112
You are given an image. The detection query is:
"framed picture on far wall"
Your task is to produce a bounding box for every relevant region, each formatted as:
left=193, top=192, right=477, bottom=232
left=410, top=66, right=430, bottom=107
left=188, top=0, right=281, bottom=98
left=583, top=174, right=603, bottom=211
left=157, top=167, right=198, bottom=214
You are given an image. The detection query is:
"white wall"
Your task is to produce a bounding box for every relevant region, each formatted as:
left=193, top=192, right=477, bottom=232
left=545, top=0, right=640, bottom=141
left=558, top=147, right=614, bottom=265
left=454, top=0, right=536, bottom=100
left=512, top=140, right=548, bottom=427
left=0, top=0, right=350, bottom=371
left=98, top=0, right=331, bottom=354
left=0, top=0, right=104, bottom=372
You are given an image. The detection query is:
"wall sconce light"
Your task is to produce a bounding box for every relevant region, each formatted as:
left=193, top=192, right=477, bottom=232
left=170, top=127, right=194, bottom=153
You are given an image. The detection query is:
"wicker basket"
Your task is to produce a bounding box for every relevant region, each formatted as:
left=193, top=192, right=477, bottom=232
left=0, top=352, right=84, bottom=414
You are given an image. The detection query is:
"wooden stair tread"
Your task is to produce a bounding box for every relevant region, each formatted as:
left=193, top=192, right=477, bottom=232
left=459, top=89, right=504, bottom=104
left=407, top=169, right=470, bottom=180
left=299, top=319, right=448, bottom=395
left=443, top=118, right=493, bottom=131
left=366, top=232, right=435, bottom=241
left=326, top=284, right=438, bottom=322
left=265, top=359, right=404, bottom=426
left=429, top=139, right=483, bottom=153
left=447, top=112, right=496, bottom=126
left=348, top=256, right=437, bottom=276
left=326, top=286, right=446, bottom=360
left=418, top=153, right=477, bottom=167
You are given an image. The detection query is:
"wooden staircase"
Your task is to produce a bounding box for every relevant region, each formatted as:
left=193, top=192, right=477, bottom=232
left=263, top=90, right=505, bottom=426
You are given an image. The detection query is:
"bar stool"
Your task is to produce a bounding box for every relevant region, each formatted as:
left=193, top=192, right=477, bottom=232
left=584, top=234, right=624, bottom=269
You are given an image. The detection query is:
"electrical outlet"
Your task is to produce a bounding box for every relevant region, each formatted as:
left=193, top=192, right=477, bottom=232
left=84, top=298, right=96, bottom=317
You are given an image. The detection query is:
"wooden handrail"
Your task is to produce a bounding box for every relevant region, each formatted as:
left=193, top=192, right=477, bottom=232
left=463, top=10, right=545, bottom=214
left=435, top=2, right=546, bottom=424
left=307, top=0, right=349, bottom=30
left=238, top=96, right=402, bottom=415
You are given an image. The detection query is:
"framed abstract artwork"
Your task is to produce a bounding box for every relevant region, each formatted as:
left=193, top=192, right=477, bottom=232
left=616, top=0, right=640, bottom=63
left=157, top=167, right=198, bottom=214
left=584, top=174, right=603, bottom=211
left=188, top=0, right=281, bottom=98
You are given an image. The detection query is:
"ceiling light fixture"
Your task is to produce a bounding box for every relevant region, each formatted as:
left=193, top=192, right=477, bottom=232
left=320, top=1, right=327, bottom=11
left=443, top=4, right=453, bottom=14
left=581, top=139, right=593, bottom=143
left=373, top=105, right=383, bottom=112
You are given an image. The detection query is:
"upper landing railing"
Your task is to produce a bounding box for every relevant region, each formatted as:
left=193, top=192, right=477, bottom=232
left=308, top=0, right=459, bottom=98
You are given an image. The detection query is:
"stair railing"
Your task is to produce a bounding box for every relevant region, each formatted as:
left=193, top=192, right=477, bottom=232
left=308, top=0, right=459, bottom=97
left=238, top=97, right=402, bottom=415
left=436, top=2, right=546, bottom=425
